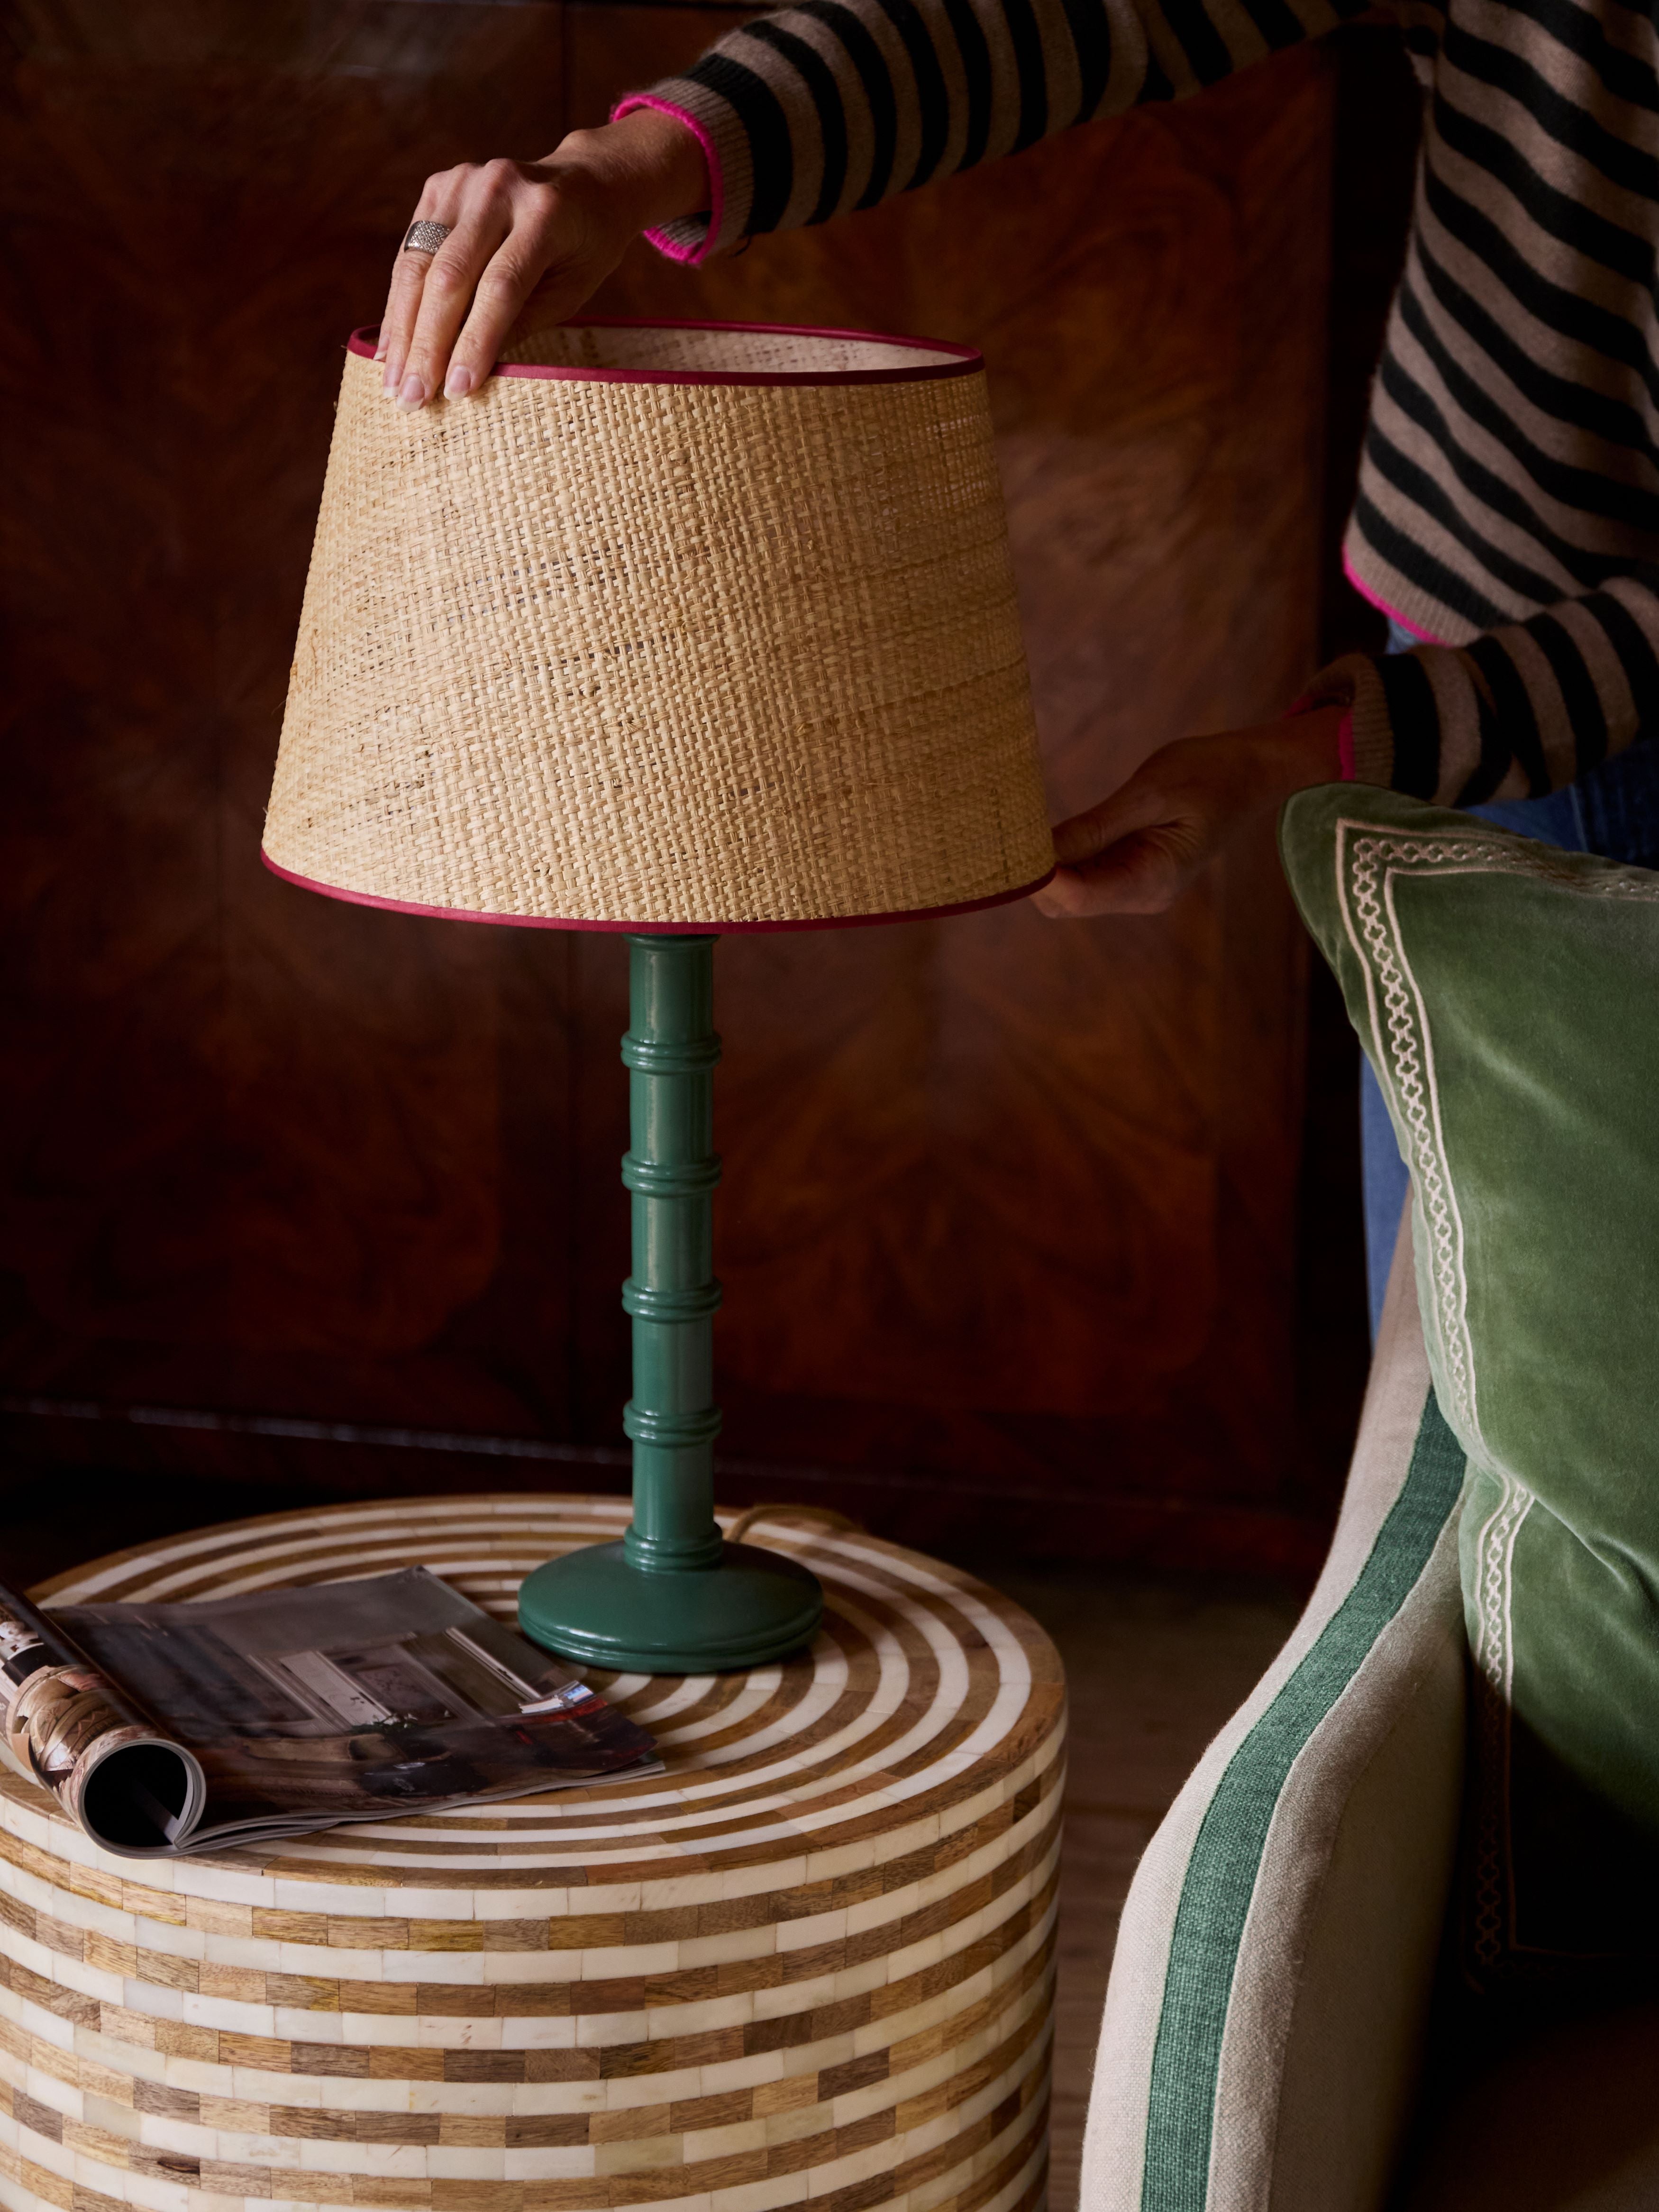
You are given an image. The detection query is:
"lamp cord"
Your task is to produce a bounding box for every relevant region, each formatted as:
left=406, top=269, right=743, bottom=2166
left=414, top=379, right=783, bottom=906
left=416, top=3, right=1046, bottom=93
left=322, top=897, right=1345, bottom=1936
left=724, top=1503, right=861, bottom=1547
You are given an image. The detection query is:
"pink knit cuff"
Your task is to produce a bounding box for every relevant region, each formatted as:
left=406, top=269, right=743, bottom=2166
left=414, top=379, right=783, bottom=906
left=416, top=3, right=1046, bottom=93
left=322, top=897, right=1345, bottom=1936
left=611, top=96, right=721, bottom=268
left=1340, top=550, right=1444, bottom=645
left=1285, top=693, right=1356, bottom=780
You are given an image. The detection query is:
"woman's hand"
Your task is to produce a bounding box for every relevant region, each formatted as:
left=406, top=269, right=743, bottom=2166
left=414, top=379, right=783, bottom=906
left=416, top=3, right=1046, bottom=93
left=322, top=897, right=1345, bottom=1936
left=1032, top=707, right=1346, bottom=919
left=378, top=107, right=710, bottom=410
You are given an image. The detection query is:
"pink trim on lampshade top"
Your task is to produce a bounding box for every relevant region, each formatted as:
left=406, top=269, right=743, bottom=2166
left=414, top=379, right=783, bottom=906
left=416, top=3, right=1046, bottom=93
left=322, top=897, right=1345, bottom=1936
left=610, top=95, right=723, bottom=267
left=262, top=851, right=1056, bottom=933
left=346, top=322, right=982, bottom=389
left=1341, top=550, right=1446, bottom=644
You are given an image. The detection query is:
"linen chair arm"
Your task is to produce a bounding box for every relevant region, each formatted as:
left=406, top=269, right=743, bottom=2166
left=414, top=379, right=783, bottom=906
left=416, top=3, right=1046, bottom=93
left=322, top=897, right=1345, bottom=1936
left=1082, top=1217, right=1468, bottom=2212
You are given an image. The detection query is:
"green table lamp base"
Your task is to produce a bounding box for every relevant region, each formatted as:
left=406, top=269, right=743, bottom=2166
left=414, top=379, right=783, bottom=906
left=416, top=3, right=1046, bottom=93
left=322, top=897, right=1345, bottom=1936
left=518, top=934, right=825, bottom=1674
left=517, top=1537, right=822, bottom=1675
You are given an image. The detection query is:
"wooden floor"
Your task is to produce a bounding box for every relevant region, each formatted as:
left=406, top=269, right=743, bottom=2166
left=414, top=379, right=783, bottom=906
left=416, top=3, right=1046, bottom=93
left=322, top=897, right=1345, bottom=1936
left=2, top=1478, right=1304, bottom=2212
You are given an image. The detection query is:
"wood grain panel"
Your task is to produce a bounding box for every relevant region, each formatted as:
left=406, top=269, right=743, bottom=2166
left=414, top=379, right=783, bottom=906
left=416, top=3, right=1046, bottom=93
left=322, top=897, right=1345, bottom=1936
left=0, top=0, right=577, bottom=1435
left=0, top=0, right=1344, bottom=1569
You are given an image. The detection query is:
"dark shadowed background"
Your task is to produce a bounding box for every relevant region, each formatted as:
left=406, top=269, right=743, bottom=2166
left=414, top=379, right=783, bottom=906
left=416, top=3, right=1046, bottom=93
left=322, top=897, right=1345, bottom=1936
left=0, top=1, right=1419, bottom=1577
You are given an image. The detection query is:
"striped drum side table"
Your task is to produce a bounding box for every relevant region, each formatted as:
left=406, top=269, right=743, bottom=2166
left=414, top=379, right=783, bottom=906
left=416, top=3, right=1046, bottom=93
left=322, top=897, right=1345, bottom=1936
left=0, top=1498, right=1064, bottom=2212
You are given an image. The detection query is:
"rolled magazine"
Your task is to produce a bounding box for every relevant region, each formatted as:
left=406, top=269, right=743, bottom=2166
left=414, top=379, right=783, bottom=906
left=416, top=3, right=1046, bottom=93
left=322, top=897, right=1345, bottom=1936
left=0, top=1567, right=656, bottom=1857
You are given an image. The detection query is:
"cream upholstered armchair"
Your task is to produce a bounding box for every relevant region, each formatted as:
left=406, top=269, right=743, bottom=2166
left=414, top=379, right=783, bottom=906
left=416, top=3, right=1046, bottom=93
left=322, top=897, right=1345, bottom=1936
left=1075, top=1220, right=1659, bottom=2212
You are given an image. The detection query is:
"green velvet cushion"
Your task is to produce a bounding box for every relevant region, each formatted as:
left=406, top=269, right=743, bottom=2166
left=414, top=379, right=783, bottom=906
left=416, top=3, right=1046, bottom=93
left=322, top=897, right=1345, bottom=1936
left=1279, top=783, right=1659, bottom=1983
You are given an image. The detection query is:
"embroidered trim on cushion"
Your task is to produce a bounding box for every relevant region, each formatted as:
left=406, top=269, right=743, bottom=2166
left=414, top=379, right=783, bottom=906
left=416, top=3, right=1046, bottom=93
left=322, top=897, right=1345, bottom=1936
left=1333, top=826, right=1659, bottom=1436
left=1139, top=1392, right=1466, bottom=2211
left=1331, top=822, right=1659, bottom=1598
left=1328, top=816, right=1659, bottom=1985
left=1468, top=1474, right=1532, bottom=1972
left=1335, top=825, right=1488, bottom=1442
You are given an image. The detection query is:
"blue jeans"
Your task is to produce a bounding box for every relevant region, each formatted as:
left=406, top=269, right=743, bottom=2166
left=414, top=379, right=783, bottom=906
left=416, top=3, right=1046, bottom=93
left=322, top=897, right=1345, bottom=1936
left=1360, top=617, right=1659, bottom=1335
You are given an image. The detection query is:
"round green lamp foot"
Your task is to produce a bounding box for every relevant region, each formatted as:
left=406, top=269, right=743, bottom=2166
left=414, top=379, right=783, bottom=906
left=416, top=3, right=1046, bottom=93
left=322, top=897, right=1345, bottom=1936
left=518, top=1541, right=823, bottom=1673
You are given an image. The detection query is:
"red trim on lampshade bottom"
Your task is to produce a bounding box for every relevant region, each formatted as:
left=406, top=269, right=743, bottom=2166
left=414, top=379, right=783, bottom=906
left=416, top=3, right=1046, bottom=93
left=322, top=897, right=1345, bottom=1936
left=346, top=321, right=983, bottom=390
left=261, top=850, right=1056, bottom=933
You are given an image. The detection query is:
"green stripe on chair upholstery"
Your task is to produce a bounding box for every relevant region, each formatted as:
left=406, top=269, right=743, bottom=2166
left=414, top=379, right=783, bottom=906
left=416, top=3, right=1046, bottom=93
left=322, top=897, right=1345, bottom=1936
left=1141, top=1393, right=1467, bottom=2212
left=1085, top=1228, right=1468, bottom=2212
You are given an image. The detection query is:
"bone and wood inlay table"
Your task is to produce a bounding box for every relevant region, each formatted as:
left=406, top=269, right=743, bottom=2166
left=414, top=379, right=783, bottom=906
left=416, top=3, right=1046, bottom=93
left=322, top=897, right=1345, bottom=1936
left=0, top=1497, right=1064, bottom=2212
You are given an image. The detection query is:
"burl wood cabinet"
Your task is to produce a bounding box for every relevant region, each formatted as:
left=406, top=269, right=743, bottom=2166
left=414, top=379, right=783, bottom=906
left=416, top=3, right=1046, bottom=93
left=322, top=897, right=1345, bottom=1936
left=0, top=0, right=1342, bottom=1569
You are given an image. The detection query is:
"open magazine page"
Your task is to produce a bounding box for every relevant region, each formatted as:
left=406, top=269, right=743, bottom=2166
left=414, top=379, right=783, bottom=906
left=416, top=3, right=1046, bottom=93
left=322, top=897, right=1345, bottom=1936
left=0, top=1568, right=656, bottom=1858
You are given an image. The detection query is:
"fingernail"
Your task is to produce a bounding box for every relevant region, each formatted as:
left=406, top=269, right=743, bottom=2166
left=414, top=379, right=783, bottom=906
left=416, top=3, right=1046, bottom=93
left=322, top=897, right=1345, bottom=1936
left=445, top=364, right=474, bottom=399
left=382, top=358, right=402, bottom=396
left=397, top=373, right=427, bottom=411
left=373, top=337, right=388, bottom=362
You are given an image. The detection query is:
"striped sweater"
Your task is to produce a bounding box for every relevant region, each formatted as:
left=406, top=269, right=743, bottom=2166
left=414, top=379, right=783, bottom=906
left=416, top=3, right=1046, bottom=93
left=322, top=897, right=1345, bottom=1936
left=621, top=0, right=1659, bottom=807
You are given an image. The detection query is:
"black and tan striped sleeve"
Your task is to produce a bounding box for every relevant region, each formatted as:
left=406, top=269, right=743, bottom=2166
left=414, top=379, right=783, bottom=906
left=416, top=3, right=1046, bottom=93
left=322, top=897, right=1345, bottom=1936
left=1303, top=571, right=1659, bottom=802
left=618, top=0, right=1376, bottom=261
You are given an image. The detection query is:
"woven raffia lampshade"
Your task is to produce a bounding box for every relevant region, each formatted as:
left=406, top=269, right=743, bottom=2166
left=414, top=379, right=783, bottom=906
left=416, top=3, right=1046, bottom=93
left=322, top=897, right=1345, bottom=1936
left=263, top=319, right=1054, bottom=929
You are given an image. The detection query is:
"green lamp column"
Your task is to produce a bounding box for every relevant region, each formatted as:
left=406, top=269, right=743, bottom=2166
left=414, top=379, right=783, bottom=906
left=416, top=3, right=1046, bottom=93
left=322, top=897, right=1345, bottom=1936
left=518, top=934, right=824, bottom=1673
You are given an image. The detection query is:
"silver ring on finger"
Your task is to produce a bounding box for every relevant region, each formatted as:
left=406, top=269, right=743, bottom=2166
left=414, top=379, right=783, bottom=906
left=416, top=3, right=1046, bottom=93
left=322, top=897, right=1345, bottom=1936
left=402, top=220, right=453, bottom=255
